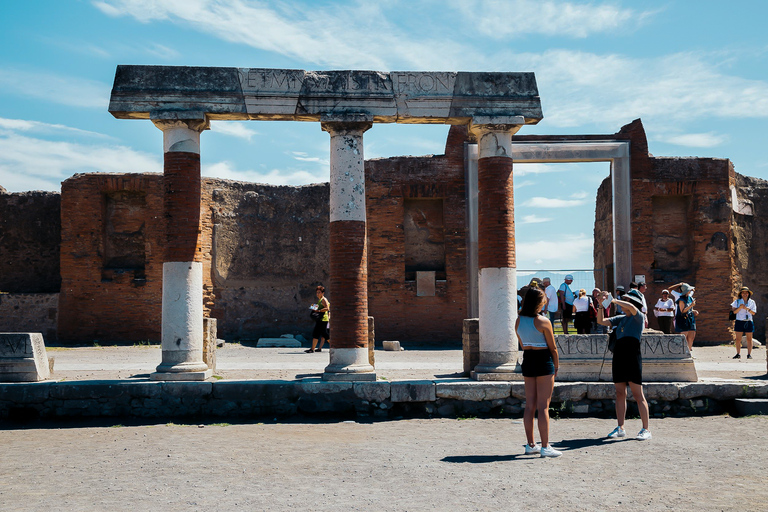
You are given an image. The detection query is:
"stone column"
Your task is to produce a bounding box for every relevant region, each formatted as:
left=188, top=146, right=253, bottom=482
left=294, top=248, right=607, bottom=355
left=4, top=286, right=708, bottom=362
left=151, top=113, right=212, bottom=381
left=320, top=115, right=376, bottom=381
left=470, top=120, right=523, bottom=380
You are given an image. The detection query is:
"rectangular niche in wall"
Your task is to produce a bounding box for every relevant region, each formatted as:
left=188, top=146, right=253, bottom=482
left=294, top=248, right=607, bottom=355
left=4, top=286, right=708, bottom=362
left=651, top=195, right=693, bottom=276
left=404, top=198, right=446, bottom=281
left=103, top=191, right=146, bottom=273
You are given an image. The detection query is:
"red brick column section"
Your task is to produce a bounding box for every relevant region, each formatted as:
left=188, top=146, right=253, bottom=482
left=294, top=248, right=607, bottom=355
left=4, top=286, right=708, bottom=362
left=329, top=220, right=368, bottom=349
left=477, top=155, right=515, bottom=270
left=164, top=151, right=202, bottom=263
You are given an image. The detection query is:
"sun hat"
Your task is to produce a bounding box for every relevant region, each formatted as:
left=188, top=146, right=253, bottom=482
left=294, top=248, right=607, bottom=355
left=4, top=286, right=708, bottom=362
left=740, top=286, right=752, bottom=298
left=681, top=283, right=695, bottom=294
left=661, top=289, right=669, bottom=294
left=565, top=274, right=573, bottom=281
left=616, top=285, right=625, bottom=292
left=625, top=289, right=645, bottom=309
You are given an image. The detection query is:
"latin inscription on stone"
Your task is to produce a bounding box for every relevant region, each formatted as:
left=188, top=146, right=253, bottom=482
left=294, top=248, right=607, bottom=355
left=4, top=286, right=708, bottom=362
left=246, top=69, right=304, bottom=92
left=555, top=334, right=690, bottom=360
left=302, top=71, right=392, bottom=94
left=0, top=335, right=33, bottom=357
left=393, top=72, right=455, bottom=94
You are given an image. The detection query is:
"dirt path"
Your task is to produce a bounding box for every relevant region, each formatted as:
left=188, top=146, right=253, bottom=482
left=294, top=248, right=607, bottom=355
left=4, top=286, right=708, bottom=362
left=2, top=416, right=766, bottom=511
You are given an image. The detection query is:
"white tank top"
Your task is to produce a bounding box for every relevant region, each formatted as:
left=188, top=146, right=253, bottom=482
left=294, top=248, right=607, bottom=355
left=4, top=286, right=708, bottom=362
left=518, top=316, right=548, bottom=348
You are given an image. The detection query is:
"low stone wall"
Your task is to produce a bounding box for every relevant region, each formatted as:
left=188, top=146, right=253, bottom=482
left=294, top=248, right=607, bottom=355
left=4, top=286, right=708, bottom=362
left=2, top=380, right=766, bottom=422
left=0, top=293, right=58, bottom=341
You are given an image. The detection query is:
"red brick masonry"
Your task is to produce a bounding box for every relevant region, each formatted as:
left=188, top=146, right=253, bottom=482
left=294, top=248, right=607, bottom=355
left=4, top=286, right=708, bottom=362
left=163, top=152, right=202, bottom=263
left=477, top=155, right=515, bottom=269
left=330, top=220, right=368, bottom=349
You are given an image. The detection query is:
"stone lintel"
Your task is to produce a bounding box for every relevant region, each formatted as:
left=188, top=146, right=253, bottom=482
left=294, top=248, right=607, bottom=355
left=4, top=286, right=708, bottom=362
left=109, top=66, right=543, bottom=125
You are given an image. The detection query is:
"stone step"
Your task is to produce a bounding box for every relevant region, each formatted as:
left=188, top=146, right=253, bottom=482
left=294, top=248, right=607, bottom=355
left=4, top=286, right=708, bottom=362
left=733, top=398, right=768, bottom=417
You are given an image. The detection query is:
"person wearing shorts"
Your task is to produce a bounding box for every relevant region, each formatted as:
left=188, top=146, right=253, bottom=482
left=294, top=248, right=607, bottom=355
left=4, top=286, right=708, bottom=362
left=516, top=287, right=561, bottom=458
left=306, top=285, right=330, bottom=353
left=558, top=274, right=575, bottom=334
left=731, top=286, right=757, bottom=359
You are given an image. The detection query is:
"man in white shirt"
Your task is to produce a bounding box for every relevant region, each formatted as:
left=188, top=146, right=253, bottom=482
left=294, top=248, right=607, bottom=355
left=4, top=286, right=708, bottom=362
left=542, top=277, right=558, bottom=323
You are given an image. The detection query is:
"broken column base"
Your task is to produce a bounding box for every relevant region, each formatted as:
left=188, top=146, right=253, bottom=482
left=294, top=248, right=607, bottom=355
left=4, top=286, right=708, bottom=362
left=150, top=369, right=213, bottom=381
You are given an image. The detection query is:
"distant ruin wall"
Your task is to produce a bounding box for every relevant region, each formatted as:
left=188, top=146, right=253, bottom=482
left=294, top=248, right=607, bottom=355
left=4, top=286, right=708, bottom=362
left=0, top=293, right=58, bottom=340
left=0, top=191, right=60, bottom=293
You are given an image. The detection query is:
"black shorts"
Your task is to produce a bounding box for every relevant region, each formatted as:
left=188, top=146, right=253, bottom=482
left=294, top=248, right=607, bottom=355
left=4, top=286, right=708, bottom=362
left=562, top=303, right=573, bottom=320
left=312, top=320, right=329, bottom=339
left=521, top=349, right=555, bottom=377
left=735, top=320, right=754, bottom=333
left=612, top=336, right=642, bottom=384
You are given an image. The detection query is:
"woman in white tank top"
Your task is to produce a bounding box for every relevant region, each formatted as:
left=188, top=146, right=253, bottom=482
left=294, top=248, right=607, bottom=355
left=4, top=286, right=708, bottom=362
left=515, top=287, right=561, bottom=458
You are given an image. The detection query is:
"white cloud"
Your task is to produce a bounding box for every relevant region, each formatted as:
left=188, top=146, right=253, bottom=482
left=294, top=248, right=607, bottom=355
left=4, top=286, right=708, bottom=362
left=514, top=163, right=564, bottom=176
left=210, top=121, right=259, bottom=141
left=660, top=132, right=729, bottom=148
left=450, top=0, right=651, bottom=39
left=520, top=214, right=552, bottom=224
left=143, top=43, right=180, bottom=60
left=570, top=191, right=589, bottom=199
left=0, top=117, right=112, bottom=139
left=0, top=128, right=160, bottom=192
left=203, top=160, right=328, bottom=186
left=517, top=233, right=593, bottom=266
left=290, top=151, right=330, bottom=166
left=0, top=68, right=110, bottom=108
left=522, top=196, right=588, bottom=208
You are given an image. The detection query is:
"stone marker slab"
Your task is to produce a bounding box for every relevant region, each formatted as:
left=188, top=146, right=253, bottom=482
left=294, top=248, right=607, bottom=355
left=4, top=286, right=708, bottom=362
left=0, top=333, right=50, bottom=382
left=256, top=338, right=301, bottom=348
left=382, top=340, right=402, bottom=351
left=734, top=398, right=768, bottom=416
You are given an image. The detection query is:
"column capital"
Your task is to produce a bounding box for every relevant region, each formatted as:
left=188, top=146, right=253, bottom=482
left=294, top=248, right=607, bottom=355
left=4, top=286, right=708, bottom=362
left=320, top=113, right=373, bottom=135
left=150, top=111, right=210, bottom=133
left=468, top=115, right=525, bottom=138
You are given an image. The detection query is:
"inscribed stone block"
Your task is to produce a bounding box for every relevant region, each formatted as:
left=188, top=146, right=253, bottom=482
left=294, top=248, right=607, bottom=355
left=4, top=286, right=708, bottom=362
left=0, top=333, right=50, bottom=382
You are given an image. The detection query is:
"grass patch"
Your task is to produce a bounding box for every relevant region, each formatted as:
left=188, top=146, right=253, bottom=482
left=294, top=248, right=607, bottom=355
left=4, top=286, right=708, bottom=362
left=110, top=424, right=124, bottom=428
left=457, top=415, right=477, bottom=420
left=209, top=422, right=231, bottom=427
left=212, top=375, right=224, bottom=380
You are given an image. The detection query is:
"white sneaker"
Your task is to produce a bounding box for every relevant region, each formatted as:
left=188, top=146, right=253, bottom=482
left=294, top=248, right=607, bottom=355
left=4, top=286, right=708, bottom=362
left=636, top=428, right=652, bottom=441
left=607, top=426, right=626, bottom=438
left=540, top=446, right=562, bottom=458
left=524, top=443, right=541, bottom=455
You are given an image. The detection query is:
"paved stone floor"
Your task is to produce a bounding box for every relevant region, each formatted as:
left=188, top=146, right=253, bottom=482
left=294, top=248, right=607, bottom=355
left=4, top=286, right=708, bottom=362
left=45, top=343, right=767, bottom=382
left=2, top=415, right=767, bottom=511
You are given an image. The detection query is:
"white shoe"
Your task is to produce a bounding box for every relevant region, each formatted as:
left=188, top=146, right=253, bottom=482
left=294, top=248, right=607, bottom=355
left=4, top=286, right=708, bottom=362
left=607, top=426, right=626, bottom=438
left=524, top=443, right=541, bottom=455
left=540, top=446, right=562, bottom=458
left=636, top=428, right=652, bottom=441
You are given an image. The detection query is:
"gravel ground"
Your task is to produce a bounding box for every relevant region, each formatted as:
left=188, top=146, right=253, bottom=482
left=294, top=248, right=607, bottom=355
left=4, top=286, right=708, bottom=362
left=1, top=416, right=766, bottom=511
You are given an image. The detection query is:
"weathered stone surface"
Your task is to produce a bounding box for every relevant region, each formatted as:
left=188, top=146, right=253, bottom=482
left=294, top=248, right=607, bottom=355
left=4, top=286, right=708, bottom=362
left=109, top=66, right=543, bottom=125
left=678, top=383, right=749, bottom=400
left=203, top=317, right=217, bottom=369
left=353, top=382, right=390, bottom=403
left=587, top=383, right=616, bottom=400
left=0, top=294, right=59, bottom=342
left=551, top=384, right=588, bottom=402
left=390, top=381, right=435, bottom=402
left=510, top=383, right=526, bottom=400
left=435, top=382, right=511, bottom=401
left=161, top=381, right=212, bottom=398
left=643, top=384, right=680, bottom=401
left=463, top=319, right=479, bottom=375
left=212, top=380, right=298, bottom=402
left=299, top=380, right=354, bottom=395
left=382, top=340, right=401, bottom=351
left=0, top=333, right=50, bottom=382
left=733, top=398, right=768, bottom=416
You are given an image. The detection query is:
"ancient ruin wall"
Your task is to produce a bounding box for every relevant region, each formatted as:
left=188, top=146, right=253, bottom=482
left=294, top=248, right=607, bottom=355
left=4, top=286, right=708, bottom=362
left=58, top=174, right=165, bottom=342
left=204, top=179, right=330, bottom=341
left=732, top=172, right=768, bottom=341
left=0, top=190, right=61, bottom=293
left=364, top=125, right=469, bottom=344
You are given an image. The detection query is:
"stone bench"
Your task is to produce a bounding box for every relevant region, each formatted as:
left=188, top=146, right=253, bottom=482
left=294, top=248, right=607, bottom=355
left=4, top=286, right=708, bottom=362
left=0, top=333, right=51, bottom=382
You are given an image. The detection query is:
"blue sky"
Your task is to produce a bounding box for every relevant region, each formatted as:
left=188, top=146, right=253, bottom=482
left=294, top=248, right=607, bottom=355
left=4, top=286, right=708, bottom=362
left=1, top=0, right=767, bottom=272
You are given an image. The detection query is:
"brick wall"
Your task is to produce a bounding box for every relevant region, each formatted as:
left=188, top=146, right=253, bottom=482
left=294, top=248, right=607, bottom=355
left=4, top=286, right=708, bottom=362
left=365, top=125, right=469, bottom=344
left=592, top=120, right=736, bottom=344
left=0, top=191, right=60, bottom=293
left=58, top=174, right=165, bottom=342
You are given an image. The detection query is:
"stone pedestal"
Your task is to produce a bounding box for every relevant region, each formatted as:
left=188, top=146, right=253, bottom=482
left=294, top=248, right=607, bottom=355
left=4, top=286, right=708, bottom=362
left=321, top=117, right=376, bottom=382
left=0, top=333, right=51, bottom=382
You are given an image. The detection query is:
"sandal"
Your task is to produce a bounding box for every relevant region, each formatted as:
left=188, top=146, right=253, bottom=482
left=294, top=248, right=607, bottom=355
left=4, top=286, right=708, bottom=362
left=315, top=348, right=322, bottom=352
left=304, top=348, right=314, bottom=353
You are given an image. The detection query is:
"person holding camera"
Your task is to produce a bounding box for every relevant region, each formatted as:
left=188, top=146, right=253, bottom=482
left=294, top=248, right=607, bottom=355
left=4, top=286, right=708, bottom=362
left=731, top=286, right=757, bottom=359
left=597, top=289, right=652, bottom=441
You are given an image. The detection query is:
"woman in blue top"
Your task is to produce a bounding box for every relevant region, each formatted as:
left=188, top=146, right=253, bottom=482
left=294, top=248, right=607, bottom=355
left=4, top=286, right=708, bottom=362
left=674, top=283, right=698, bottom=352
left=597, top=289, right=652, bottom=441
left=515, top=287, right=561, bottom=458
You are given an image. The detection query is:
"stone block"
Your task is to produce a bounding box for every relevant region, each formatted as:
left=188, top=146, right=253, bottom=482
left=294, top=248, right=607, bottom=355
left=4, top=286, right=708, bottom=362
left=353, top=382, right=390, bottom=403
left=256, top=338, right=301, bottom=348
left=299, top=380, right=353, bottom=395
left=49, top=381, right=133, bottom=400
left=0, top=333, right=51, bottom=382
left=390, top=381, right=435, bottom=402
left=734, top=398, right=768, bottom=416
left=211, top=380, right=298, bottom=402
left=587, top=383, right=616, bottom=400
left=462, top=319, right=479, bottom=375
left=161, top=381, right=213, bottom=398
left=435, top=382, right=511, bottom=401
left=678, top=383, right=747, bottom=400
left=0, top=382, right=53, bottom=403
left=643, top=384, right=680, bottom=401
left=367, top=316, right=375, bottom=367
left=203, top=317, right=217, bottom=370
left=151, top=369, right=212, bottom=381
left=510, top=383, right=526, bottom=400
left=382, top=340, right=401, bottom=351
left=551, top=384, right=587, bottom=402
left=416, top=271, right=436, bottom=297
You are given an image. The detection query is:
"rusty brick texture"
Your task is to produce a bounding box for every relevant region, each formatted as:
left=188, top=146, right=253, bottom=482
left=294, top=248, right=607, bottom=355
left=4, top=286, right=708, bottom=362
left=477, top=155, right=515, bottom=269
left=163, top=152, right=202, bottom=263
left=329, top=220, right=368, bottom=349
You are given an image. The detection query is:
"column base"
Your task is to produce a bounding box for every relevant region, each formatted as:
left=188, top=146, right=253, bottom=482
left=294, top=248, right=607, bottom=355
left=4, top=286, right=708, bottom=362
left=471, top=369, right=524, bottom=381
left=471, top=350, right=521, bottom=381
left=151, top=369, right=212, bottom=381
left=322, top=371, right=377, bottom=382
left=322, top=347, right=376, bottom=381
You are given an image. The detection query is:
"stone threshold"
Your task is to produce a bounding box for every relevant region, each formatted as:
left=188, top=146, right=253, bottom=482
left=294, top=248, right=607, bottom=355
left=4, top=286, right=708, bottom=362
left=1, top=379, right=766, bottom=422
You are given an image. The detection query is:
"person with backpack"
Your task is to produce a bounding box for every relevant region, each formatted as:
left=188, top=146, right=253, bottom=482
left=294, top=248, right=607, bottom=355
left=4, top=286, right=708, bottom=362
left=731, top=286, right=757, bottom=359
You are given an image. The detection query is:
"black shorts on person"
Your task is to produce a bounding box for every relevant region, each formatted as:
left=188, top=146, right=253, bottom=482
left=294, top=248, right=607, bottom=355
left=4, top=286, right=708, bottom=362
left=735, top=320, right=754, bottom=333
left=562, top=303, right=573, bottom=320
left=312, top=320, right=329, bottom=339
left=521, top=349, right=555, bottom=377
left=612, top=336, right=642, bottom=384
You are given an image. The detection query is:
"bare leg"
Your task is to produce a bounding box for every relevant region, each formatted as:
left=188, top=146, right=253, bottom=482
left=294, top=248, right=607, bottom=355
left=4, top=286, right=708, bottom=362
left=536, top=374, right=555, bottom=447
left=685, top=331, right=695, bottom=351
left=614, top=383, right=627, bottom=427
left=747, top=332, right=753, bottom=356
left=628, top=382, right=650, bottom=430
left=523, top=376, right=538, bottom=447
left=317, top=337, right=327, bottom=350
left=735, top=333, right=742, bottom=356
left=307, top=338, right=319, bottom=353
left=561, top=319, right=569, bottom=335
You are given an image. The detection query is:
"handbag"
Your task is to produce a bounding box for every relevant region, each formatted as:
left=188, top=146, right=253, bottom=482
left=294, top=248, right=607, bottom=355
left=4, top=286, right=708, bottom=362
left=310, top=310, right=323, bottom=321
left=729, top=310, right=736, bottom=321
